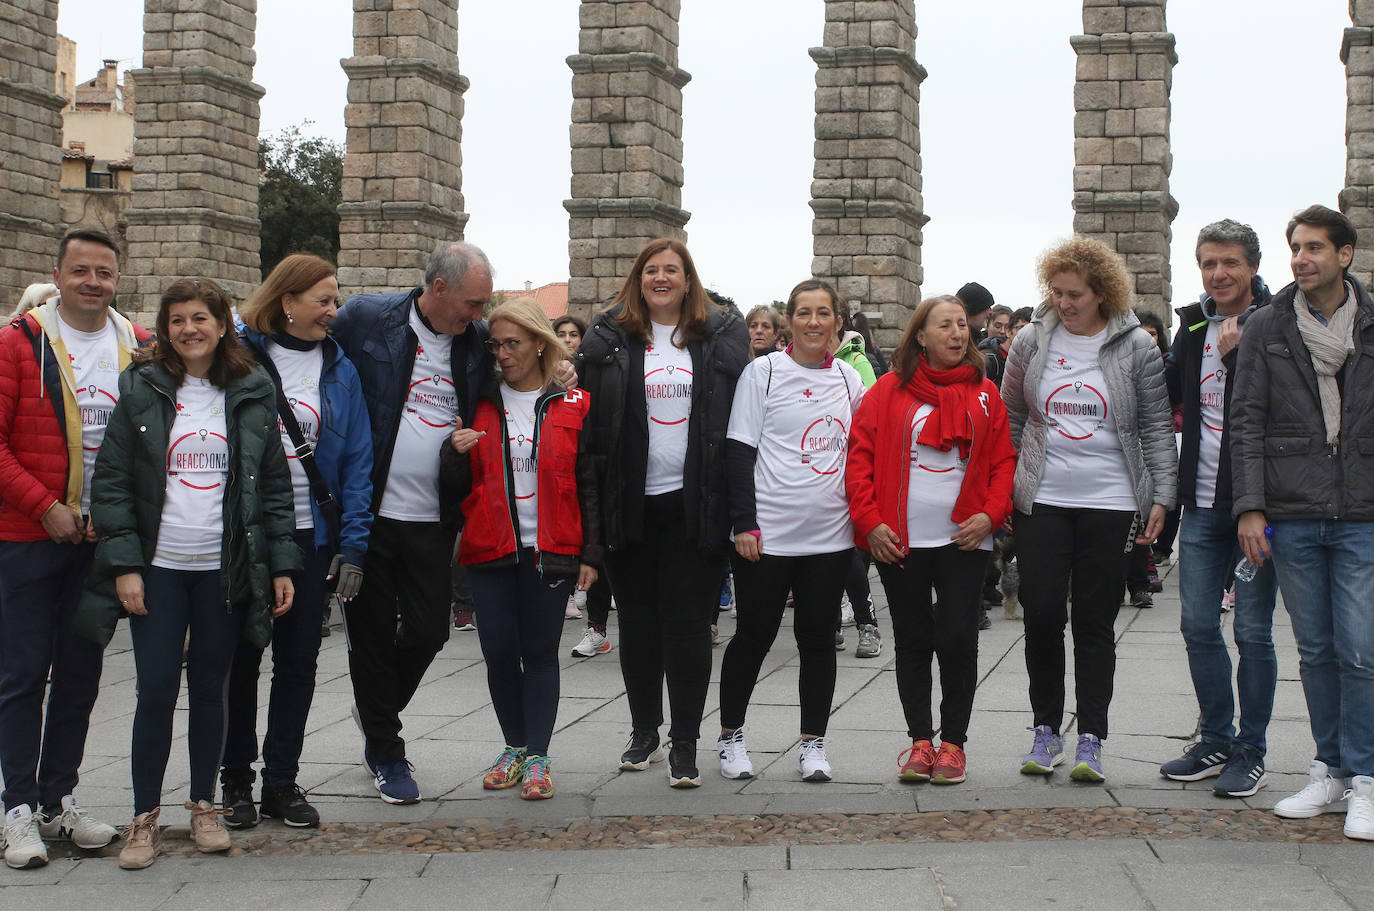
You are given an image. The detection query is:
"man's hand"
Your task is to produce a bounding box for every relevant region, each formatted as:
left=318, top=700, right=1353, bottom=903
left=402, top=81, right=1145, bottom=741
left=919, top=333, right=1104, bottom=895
left=1217, top=315, right=1242, bottom=357
left=577, top=563, right=598, bottom=591
left=1237, top=510, right=1271, bottom=567
left=40, top=502, right=83, bottom=544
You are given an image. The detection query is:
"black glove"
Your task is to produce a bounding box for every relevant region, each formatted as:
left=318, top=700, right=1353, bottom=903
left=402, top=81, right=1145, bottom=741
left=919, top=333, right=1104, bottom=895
left=327, top=554, right=364, bottom=601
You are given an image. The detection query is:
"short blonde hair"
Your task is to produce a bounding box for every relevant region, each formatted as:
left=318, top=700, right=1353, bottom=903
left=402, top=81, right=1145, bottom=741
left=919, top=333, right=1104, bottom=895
left=486, top=297, right=565, bottom=391
left=1037, top=237, right=1134, bottom=320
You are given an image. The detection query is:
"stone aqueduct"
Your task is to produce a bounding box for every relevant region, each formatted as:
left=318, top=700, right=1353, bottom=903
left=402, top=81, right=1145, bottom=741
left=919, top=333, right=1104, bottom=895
left=4, top=0, right=1374, bottom=345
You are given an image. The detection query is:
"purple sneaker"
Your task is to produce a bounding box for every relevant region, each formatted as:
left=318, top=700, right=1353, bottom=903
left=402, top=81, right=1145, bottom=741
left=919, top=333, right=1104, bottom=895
left=1070, top=733, right=1105, bottom=782
left=1019, top=725, right=1064, bottom=775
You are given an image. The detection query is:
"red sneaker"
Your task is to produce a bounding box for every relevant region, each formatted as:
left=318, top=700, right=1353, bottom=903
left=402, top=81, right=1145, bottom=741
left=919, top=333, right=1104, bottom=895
left=931, top=742, right=966, bottom=784
left=898, top=740, right=937, bottom=782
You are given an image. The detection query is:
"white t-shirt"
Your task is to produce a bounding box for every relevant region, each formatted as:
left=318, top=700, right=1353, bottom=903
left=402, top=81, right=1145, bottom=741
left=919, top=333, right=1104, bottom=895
left=500, top=384, right=542, bottom=548
left=1034, top=325, right=1137, bottom=512
left=644, top=320, right=693, bottom=496
left=267, top=341, right=324, bottom=530
left=153, top=377, right=228, bottom=569
left=379, top=307, right=459, bottom=521
left=61, top=319, right=120, bottom=514
left=726, top=352, right=863, bottom=556
left=1193, top=321, right=1225, bottom=508
left=905, top=403, right=993, bottom=551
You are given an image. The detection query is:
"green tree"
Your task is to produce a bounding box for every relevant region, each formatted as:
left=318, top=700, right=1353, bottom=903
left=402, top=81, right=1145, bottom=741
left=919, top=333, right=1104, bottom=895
left=258, top=123, right=343, bottom=277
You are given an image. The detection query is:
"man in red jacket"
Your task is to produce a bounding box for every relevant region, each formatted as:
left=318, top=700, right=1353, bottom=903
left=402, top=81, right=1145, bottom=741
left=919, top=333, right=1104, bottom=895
left=0, top=229, right=149, bottom=869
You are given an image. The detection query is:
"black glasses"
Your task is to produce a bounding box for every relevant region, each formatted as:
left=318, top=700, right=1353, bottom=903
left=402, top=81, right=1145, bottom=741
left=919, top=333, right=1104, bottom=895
left=484, top=337, right=524, bottom=354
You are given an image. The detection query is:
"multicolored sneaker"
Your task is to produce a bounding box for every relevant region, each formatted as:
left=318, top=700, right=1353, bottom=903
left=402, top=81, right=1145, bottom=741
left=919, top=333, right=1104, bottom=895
left=482, top=746, right=528, bottom=790
left=520, top=755, right=554, bottom=800
left=898, top=740, right=937, bottom=782
left=1070, top=733, right=1105, bottom=782
left=1020, top=724, right=1064, bottom=775
left=931, top=742, right=967, bottom=785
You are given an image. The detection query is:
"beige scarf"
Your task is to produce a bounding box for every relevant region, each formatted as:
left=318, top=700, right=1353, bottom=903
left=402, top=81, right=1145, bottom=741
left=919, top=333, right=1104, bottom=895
left=1294, top=282, right=1358, bottom=446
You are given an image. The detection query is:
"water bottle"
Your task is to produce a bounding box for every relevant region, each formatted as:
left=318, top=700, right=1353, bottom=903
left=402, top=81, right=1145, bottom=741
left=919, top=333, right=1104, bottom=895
left=1234, top=525, right=1275, bottom=583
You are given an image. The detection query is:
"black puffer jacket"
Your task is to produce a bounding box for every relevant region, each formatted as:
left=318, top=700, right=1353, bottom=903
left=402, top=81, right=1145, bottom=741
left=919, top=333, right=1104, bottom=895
left=75, top=360, right=302, bottom=649
left=575, top=302, right=749, bottom=555
left=1230, top=279, right=1374, bottom=521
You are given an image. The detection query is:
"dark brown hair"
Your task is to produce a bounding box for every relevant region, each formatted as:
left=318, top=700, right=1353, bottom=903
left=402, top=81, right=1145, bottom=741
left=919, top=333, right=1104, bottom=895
left=606, top=238, right=715, bottom=346
left=1286, top=204, right=1358, bottom=252
left=135, top=278, right=256, bottom=387
left=240, top=253, right=337, bottom=334
left=892, top=295, right=985, bottom=385
left=57, top=227, right=121, bottom=266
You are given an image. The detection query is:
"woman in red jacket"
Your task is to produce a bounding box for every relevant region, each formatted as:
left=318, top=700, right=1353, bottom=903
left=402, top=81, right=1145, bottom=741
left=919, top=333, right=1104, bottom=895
left=445, top=297, right=600, bottom=801
left=846, top=295, right=1016, bottom=786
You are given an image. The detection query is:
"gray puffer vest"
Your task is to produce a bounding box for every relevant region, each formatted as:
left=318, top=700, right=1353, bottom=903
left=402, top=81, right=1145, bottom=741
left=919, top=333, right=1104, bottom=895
left=1001, top=305, right=1178, bottom=518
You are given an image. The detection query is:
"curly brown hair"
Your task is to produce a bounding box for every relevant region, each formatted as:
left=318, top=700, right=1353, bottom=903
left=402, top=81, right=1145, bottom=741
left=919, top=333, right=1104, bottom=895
left=1036, top=237, right=1134, bottom=321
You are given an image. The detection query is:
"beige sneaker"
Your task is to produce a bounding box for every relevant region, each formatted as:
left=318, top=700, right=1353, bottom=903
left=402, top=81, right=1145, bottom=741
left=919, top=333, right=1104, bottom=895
left=185, top=800, right=231, bottom=853
left=118, top=808, right=162, bottom=870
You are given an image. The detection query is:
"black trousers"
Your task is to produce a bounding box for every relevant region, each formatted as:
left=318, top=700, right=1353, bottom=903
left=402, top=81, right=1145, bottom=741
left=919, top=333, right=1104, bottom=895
left=344, top=517, right=455, bottom=763
left=1014, top=504, right=1135, bottom=739
left=719, top=548, right=851, bottom=736
left=605, top=491, right=723, bottom=743
left=877, top=544, right=989, bottom=746
left=585, top=576, right=612, bottom=631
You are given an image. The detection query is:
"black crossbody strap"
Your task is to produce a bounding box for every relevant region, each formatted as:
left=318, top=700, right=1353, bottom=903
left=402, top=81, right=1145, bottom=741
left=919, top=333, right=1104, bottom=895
left=273, top=381, right=343, bottom=551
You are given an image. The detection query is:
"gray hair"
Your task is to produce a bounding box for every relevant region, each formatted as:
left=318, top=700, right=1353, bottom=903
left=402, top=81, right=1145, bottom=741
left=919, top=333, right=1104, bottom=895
left=424, top=241, right=493, bottom=291
left=1195, top=219, right=1260, bottom=268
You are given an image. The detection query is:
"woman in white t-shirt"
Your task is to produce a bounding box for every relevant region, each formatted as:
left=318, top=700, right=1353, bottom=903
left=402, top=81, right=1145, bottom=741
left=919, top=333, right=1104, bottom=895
left=446, top=297, right=600, bottom=801
left=1001, top=238, right=1178, bottom=784
left=78, top=278, right=300, bottom=869
left=846, top=296, right=1017, bottom=786
left=714, top=280, right=865, bottom=782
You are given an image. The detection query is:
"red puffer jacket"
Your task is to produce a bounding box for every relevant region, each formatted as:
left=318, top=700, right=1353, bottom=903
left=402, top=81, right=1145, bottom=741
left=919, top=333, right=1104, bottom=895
left=846, top=370, right=1017, bottom=552
left=450, top=383, right=601, bottom=574
left=0, top=305, right=149, bottom=541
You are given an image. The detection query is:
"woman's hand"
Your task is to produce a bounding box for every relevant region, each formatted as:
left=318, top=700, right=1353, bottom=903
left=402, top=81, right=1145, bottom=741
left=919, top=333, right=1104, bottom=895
left=734, top=532, right=761, bottom=563
left=449, top=417, right=485, bottom=454
left=1136, top=503, right=1167, bottom=545
left=272, top=576, right=294, bottom=617
left=952, top=512, right=993, bottom=551
left=866, top=523, right=904, bottom=565
left=577, top=563, right=598, bottom=591
left=116, top=572, right=146, bottom=616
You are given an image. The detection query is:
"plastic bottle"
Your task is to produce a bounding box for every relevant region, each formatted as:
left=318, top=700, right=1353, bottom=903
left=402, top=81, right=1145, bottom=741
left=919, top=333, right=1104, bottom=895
left=1234, top=525, right=1275, bottom=582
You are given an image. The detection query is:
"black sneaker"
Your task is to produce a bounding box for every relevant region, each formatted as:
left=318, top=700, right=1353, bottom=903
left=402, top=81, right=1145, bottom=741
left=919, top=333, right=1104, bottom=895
left=619, top=730, right=666, bottom=771
left=1213, top=747, right=1268, bottom=798
left=221, top=779, right=258, bottom=829
left=260, top=784, right=321, bottom=828
left=668, top=740, right=700, bottom=788
left=978, top=609, right=992, bottom=630
left=1130, top=589, right=1154, bottom=609
left=1159, top=740, right=1231, bottom=782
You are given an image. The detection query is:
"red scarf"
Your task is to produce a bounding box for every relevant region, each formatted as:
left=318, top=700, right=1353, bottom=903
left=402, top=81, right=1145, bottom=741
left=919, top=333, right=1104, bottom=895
left=907, top=356, right=978, bottom=459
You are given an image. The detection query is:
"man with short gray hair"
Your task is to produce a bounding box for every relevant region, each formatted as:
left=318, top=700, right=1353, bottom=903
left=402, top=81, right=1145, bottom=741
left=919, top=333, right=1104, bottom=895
left=331, top=241, right=496, bottom=804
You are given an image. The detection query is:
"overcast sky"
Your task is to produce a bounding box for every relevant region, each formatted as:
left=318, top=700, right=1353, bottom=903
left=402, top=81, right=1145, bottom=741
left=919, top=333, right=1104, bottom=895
left=58, top=1, right=1348, bottom=326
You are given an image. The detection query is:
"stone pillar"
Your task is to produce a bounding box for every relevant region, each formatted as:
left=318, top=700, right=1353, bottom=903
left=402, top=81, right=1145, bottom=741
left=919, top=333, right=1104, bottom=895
left=0, top=1, right=65, bottom=305
left=338, top=0, right=467, bottom=295
left=565, top=0, right=691, bottom=320
left=121, top=0, right=265, bottom=320
left=809, top=0, right=926, bottom=353
left=1342, top=1, right=1374, bottom=291
left=1071, top=0, right=1178, bottom=321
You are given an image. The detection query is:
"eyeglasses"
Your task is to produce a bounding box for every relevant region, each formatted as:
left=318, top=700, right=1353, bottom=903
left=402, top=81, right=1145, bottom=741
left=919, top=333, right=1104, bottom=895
left=484, top=337, right=524, bottom=354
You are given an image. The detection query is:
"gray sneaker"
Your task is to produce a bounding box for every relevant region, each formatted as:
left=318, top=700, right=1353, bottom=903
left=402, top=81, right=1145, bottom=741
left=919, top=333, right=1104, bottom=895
left=855, top=623, right=882, bottom=658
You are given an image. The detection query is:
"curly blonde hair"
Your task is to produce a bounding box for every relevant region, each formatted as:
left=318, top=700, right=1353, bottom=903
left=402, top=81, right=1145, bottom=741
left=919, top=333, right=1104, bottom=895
left=1037, top=237, right=1134, bottom=320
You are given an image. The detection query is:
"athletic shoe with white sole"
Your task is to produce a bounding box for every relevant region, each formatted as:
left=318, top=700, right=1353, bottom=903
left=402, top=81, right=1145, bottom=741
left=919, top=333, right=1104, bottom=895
left=1274, top=759, right=1348, bottom=819
left=716, top=728, right=754, bottom=780
left=798, top=737, right=832, bottom=782
left=1344, top=775, right=1374, bottom=841
left=571, top=626, right=611, bottom=657
left=38, top=795, right=117, bottom=849
left=3, top=804, right=47, bottom=869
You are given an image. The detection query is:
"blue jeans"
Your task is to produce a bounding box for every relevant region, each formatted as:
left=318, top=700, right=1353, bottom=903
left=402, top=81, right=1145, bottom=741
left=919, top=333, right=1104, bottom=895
left=1177, top=506, right=1278, bottom=753
left=1269, top=519, right=1374, bottom=777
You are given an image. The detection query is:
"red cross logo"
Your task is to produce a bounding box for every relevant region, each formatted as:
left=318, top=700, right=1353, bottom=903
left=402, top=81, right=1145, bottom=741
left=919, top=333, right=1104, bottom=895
left=803, top=389, right=813, bottom=398
left=1056, top=358, right=1067, bottom=366
left=1205, top=343, right=1212, bottom=354
left=417, top=344, right=424, bottom=356
left=176, top=403, right=185, bottom=412
left=646, top=342, right=654, bottom=352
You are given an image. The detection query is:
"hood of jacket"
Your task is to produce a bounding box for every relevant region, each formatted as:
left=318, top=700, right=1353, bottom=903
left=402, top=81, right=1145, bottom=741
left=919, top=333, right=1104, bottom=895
left=1190, top=275, right=1273, bottom=325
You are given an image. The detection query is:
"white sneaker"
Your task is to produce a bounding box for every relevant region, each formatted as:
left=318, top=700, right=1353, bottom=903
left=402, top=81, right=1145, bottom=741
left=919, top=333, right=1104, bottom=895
left=39, top=795, right=117, bottom=849
left=571, top=626, right=611, bottom=657
left=798, top=737, right=832, bottom=782
left=839, top=599, right=855, bottom=627
left=716, top=728, right=754, bottom=780
left=1274, top=759, right=1348, bottom=818
left=1345, top=775, right=1374, bottom=840
left=3, top=804, right=48, bottom=869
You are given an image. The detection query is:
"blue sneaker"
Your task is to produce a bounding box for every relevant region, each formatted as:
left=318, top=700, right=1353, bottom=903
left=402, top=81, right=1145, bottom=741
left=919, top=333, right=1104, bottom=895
left=719, top=576, right=733, bottom=610
left=1020, top=725, right=1064, bottom=775
left=1212, top=746, right=1267, bottom=798
left=1159, top=740, right=1230, bottom=782
left=1070, top=733, right=1105, bottom=782
left=374, top=758, right=421, bottom=804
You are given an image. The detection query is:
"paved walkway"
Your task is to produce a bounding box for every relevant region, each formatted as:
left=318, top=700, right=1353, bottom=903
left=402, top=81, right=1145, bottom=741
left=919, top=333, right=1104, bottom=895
left=6, top=560, right=1373, bottom=908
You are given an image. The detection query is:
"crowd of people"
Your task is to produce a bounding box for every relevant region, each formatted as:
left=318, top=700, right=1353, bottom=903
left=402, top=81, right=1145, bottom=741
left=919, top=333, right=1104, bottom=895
left=2, top=200, right=1373, bottom=872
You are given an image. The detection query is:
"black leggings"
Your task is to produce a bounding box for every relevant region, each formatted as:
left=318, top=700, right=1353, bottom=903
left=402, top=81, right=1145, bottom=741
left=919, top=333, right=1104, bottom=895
left=130, top=567, right=243, bottom=814
left=605, top=491, right=723, bottom=743
left=876, top=545, right=988, bottom=746
left=1014, top=504, right=1135, bottom=739
left=467, top=551, right=572, bottom=757
left=836, top=549, right=876, bottom=629
left=584, top=576, right=612, bottom=632
left=719, top=548, right=851, bottom=736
